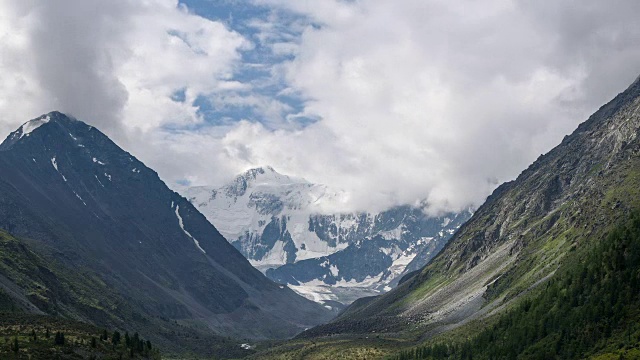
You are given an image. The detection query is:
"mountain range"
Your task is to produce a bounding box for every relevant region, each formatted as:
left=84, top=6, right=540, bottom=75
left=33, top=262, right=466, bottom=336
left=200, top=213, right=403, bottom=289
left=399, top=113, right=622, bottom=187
left=2, top=73, right=640, bottom=359
left=184, top=168, right=471, bottom=306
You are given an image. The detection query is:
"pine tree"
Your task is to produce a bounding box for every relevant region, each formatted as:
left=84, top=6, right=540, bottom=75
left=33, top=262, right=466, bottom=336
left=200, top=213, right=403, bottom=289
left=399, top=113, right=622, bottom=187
left=91, top=336, right=97, bottom=348
left=112, top=330, right=121, bottom=346
left=12, top=337, right=18, bottom=353
left=54, top=331, right=65, bottom=346
left=133, top=332, right=141, bottom=353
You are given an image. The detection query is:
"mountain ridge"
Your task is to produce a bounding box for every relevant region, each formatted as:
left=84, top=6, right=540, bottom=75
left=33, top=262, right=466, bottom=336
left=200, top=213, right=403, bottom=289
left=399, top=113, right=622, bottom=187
left=0, top=111, right=332, bottom=356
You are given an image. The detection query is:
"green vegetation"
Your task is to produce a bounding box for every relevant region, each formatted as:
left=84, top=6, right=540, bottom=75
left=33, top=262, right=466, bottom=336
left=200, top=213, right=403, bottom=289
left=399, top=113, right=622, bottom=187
left=388, top=211, right=640, bottom=359
left=0, top=229, right=124, bottom=318
left=0, top=313, right=160, bottom=359
left=0, top=229, right=253, bottom=359
left=247, top=337, right=406, bottom=360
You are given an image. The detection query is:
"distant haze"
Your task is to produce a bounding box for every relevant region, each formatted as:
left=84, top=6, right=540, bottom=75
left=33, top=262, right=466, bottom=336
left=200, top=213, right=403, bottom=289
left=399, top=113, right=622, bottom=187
left=1, top=0, right=640, bottom=214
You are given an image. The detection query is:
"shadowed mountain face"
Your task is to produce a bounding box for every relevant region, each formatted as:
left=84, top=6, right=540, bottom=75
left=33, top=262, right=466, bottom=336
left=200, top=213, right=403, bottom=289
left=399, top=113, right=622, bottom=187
left=0, top=112, right=332, bottom=346
left=299, top=76, right=640, bottom=339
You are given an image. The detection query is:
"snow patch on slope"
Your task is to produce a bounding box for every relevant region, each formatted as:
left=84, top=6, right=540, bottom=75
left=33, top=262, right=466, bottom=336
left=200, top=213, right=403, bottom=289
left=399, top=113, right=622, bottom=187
left=73, top=191, right=87, bottom=206
left=288, top=273, right=386, bottom=303
left=329, top=264, right=339, bottom=277
left=175, top=205, right=206, bottom=254
left=51, top=157, right=67, bottom=182
left=20, top=115, right=50, bottom=138
left=380, top=225, right=403, bottom=240
left=249, top=240, right=287, bottom=270
left=94, top=175, right=105, bottom=188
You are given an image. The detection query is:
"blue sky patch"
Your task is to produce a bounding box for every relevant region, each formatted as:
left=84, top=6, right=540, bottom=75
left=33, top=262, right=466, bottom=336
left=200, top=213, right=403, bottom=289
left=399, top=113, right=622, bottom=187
left=176, top=0, right=319, bottom=132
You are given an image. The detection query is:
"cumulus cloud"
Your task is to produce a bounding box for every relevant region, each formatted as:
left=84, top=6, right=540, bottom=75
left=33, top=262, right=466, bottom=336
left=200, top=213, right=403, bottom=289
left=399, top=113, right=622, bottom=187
left=0, top=0, right=252, bottom=187
left=1, top=0, right=640, bottom=215
left=0, top=0, right=247, bottom=138
left=218, top=0, right=640, bottom=213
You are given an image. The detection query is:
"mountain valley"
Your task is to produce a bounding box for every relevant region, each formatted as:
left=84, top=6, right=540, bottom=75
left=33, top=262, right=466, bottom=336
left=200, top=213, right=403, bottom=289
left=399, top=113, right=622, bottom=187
left=1, top=77, right=640, bottom=358
left=247, top=75, right=640, bottom=359
left=0, top=1, right=638, bottom=359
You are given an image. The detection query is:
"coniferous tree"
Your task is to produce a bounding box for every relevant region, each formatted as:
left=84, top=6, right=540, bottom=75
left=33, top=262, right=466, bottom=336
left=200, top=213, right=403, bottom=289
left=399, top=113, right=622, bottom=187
left=112, top=330, right=121, bottom=346
left=133, top=332, right=141, bottom=353
left=54, top=331, right=65, bottom=346
left=125, top=332, right=130, bottom=348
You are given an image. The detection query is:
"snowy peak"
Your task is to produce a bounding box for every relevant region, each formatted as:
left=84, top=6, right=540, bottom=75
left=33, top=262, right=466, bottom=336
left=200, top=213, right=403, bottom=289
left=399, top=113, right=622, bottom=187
left=241, top=166, right=282, bottom=182
left=238, top=166, right=299, bottom=185
left=185, top=167, right=472, bottom=306
left=1, top=113, right=53, bottom=150
left=18, top=114, right=51, bottom=138
left=185, top=167, right=340, bottom=244
left=223, top=166, right=308, bottom=198
left=0, top=111, right=156, bottom=210
left=0, top=111, right=88, bottom=151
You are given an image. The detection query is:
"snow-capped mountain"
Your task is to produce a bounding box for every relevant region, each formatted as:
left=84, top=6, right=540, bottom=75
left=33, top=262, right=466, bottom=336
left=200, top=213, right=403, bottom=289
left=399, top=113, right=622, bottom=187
left=184, top=167, right=472, bottom=307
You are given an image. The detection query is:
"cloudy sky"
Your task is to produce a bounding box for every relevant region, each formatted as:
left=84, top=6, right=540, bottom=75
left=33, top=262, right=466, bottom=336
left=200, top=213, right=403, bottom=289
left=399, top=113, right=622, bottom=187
left=1, top=0, right=639, bottom=214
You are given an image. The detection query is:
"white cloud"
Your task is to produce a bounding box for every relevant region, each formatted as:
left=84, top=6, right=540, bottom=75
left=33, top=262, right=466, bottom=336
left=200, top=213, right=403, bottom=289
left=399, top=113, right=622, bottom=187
left=1, top=0, right=640, bottom=215
left=0, top=0, right=252, bottom=187
left=0, top=0, right=247, bottom=136
left=118, top=1, right=250, bottom=132
left=215, top=0, right=640, bottom=213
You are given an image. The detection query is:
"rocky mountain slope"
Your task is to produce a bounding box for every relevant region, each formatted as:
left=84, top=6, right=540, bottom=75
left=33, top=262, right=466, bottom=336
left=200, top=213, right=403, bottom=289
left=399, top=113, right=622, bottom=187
left=0, top=112, right=332, bottom=356
left=291, top=74, right=640, bottom=343
left=184, top=168, right=471, bottom=306
left=388, top=211, right=640, bottom=359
